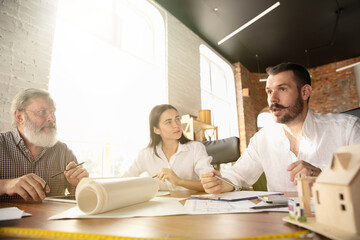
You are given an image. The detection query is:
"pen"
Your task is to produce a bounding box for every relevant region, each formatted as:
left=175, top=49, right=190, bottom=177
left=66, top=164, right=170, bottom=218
left=51, top=162, right=85, bottom=178
left=214, top=175, right=241, bottom=191
left=152, top=175, right=157, bottom=178
left=250, top=204, right=288, bottom=210
left=43, top=182, right=48, bottom=192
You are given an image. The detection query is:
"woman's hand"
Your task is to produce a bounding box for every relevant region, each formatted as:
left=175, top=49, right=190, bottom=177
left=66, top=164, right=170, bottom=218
left=156, top=168, right=181, bottom=186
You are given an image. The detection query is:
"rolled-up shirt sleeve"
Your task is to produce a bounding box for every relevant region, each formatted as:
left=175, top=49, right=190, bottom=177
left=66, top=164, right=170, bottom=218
left=221, top=136, right=263, bottom=189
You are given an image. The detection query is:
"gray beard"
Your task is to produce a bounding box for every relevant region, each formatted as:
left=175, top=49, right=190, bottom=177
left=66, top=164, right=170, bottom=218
left=23, top=117, right=58, bottom=148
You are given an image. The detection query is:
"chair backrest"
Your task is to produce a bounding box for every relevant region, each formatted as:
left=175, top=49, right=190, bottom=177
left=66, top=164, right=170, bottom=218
left=202, top=137, right=240, bottom=169
left=342, top=107, right=360, bottom=118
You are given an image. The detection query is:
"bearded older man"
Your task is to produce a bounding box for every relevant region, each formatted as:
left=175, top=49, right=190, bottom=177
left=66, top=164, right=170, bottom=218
left=201, top=62, right=360, bottom=193
left=0, top=88, right=89, bottom=201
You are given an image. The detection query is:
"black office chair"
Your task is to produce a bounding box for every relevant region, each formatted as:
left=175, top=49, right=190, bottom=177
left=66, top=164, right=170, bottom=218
left=342, top=107, right=360, bottom=118
left=202, top=137, right=240, bottom=170
left=202, top=136, right=267, bottom=191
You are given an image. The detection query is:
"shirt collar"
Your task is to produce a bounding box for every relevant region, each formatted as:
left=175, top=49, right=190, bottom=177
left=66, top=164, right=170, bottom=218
left=274, top=109, right=313, bottom=141
left=155, top=141, right=189, bottom=156
left=301, top=109, right=314, bottom=138
left=12, top=128, right=24, bottom=146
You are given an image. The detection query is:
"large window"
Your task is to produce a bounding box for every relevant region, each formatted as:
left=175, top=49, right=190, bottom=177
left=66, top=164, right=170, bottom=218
left=49, top=0, right=165, bottom=177
left=200, top=45, right=238, bottom=139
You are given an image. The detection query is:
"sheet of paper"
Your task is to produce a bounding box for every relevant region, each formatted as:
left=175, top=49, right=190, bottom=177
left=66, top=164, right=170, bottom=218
left=0, top=207, right=32, bottom=221
left=191, top=191, right=282, bottom=201
left=185, top=199, right=289, bottom=214
left=156, top=191, right=170, bottom=196
left=185, top=199, right=257, bottom=214
left=49, top=197, right=188, bottom=220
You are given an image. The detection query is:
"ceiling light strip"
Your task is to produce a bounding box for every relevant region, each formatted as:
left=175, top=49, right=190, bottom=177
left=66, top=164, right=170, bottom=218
left=335, top=62, right=360, bottom=72
left=218, top=1, right=280, bottom=45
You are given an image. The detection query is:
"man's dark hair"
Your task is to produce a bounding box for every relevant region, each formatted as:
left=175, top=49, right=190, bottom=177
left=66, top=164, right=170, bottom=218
left=266, top=62, right=311, bottom=89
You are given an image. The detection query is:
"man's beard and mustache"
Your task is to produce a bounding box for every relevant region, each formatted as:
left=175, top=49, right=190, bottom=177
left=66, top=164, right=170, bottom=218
left=269, top=93, right=304, bottom=124
left=23, top=114, right=58, bottom=148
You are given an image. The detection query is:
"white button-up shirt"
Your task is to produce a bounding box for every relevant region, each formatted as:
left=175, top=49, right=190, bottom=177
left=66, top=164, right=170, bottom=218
left=222, top=111, right=360, bottom=192
left=122, top=141, right=214, bottom=190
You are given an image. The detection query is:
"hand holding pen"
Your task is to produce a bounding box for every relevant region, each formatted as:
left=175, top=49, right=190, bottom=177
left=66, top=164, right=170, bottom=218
left=213, top=175, right=241, bottom=191
left=201, top=170, right=240, bottom=194
left=43, top=162, right=88, bottom=195
left=152, top=168, right=180, bottom=186
left=51, top=161, right=89, bottom=187
left=51, top=162, right=85, bottom=178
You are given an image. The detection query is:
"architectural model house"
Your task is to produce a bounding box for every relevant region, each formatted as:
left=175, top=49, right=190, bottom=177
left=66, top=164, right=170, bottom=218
left=312, top=144, right=360, bottom=235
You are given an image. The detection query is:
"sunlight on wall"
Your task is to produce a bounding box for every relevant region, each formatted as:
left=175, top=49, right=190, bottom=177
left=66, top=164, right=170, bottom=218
left=199, top=45, right=238, bottom=139
left=49, top=0, right=165, bottom=177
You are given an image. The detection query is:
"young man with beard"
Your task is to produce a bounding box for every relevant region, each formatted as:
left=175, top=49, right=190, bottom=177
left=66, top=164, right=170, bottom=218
left=0, top=88, right=89, bottom=201
left=201, top=62, right=360, bottom=193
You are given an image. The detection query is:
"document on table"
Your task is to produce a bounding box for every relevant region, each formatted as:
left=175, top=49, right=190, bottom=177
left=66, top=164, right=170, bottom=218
left=0, top=207, right=32, bottom=221
left=190, top=191, right=282, bottom=201
left=49, top=197, right=189, bottom=220
left=184, top=199, right=289, bottom=214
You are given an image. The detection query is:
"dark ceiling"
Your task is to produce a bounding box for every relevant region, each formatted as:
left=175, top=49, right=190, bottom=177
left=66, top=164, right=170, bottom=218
left=154, top=0, right=360, bottom=73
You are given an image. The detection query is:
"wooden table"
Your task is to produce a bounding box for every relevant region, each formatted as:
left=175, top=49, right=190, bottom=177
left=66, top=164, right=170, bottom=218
left=0, top=191, right=324, bottom=239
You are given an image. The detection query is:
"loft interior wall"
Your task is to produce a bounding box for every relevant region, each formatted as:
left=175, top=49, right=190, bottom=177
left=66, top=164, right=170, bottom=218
left=309, top=57, right=360, bottom=113
left=0, top=0, right=232, bottom=131
left=353, top=64, right=360, bottom=106
left=0, top=0, right=358, bottom=142
left=0, top=0, right=59, bottom=131
left=150, top=0, right=235, bottom=118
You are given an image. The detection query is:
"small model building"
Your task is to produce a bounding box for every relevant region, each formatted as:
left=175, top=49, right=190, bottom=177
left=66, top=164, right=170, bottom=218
left=312, top=144, right=360, bottom=235
left=288, top=199, right=307, bottom=222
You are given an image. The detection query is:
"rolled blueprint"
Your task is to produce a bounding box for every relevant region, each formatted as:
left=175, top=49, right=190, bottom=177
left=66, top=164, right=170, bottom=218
left=76, top=177, right=159, bottom=215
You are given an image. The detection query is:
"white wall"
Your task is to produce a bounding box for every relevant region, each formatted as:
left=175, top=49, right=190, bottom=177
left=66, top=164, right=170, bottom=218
left=166, top=13, right=202, bottom=117
left=0, top=0, right=58, bottom=131
left=158, top=2, right=234, bottom=118
left=0, top=0, right=233, bottom=131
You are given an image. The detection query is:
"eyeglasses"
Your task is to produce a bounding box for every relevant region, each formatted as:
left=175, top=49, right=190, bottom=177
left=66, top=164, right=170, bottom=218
left=25, top=109, right=56, bottom=118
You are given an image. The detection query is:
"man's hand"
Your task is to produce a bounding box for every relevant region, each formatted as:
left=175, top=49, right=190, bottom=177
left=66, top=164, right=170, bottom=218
left=287, top=160, right=321, bottom=184
left=201, top=170, right=233, bottom=194
left=155, top=168, right=181, bottom=186
left=0, top=173, right=49, bottom=201
left=64, top=161, right=89, bottom=186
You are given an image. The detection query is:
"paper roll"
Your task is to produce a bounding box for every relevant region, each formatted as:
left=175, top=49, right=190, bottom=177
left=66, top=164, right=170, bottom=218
left=76, top=177, right=159, bottom=215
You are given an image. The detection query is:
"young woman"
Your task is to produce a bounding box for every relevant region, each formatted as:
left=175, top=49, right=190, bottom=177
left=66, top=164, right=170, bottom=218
left=122, top=104, right=214, bottom=191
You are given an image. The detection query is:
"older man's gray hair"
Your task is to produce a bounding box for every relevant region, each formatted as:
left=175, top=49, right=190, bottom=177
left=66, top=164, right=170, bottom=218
left=11, top=88, right=52, bottom=127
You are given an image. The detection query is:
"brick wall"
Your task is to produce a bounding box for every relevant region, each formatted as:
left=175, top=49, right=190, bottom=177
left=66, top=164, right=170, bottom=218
left=309, top=57, right=360, bottom=113
left=234, top=62, right=267, bottom=153
left=235, top=56, right=360, bottom=153
left=0, top=0, right=58, bottom=131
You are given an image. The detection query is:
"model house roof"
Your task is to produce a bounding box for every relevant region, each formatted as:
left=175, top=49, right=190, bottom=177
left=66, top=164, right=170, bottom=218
left=315, top=144, right=360, bottom=185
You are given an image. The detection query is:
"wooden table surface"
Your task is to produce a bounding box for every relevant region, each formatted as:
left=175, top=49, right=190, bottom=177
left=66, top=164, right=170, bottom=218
left=0, top=191, right=324, bottom=240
